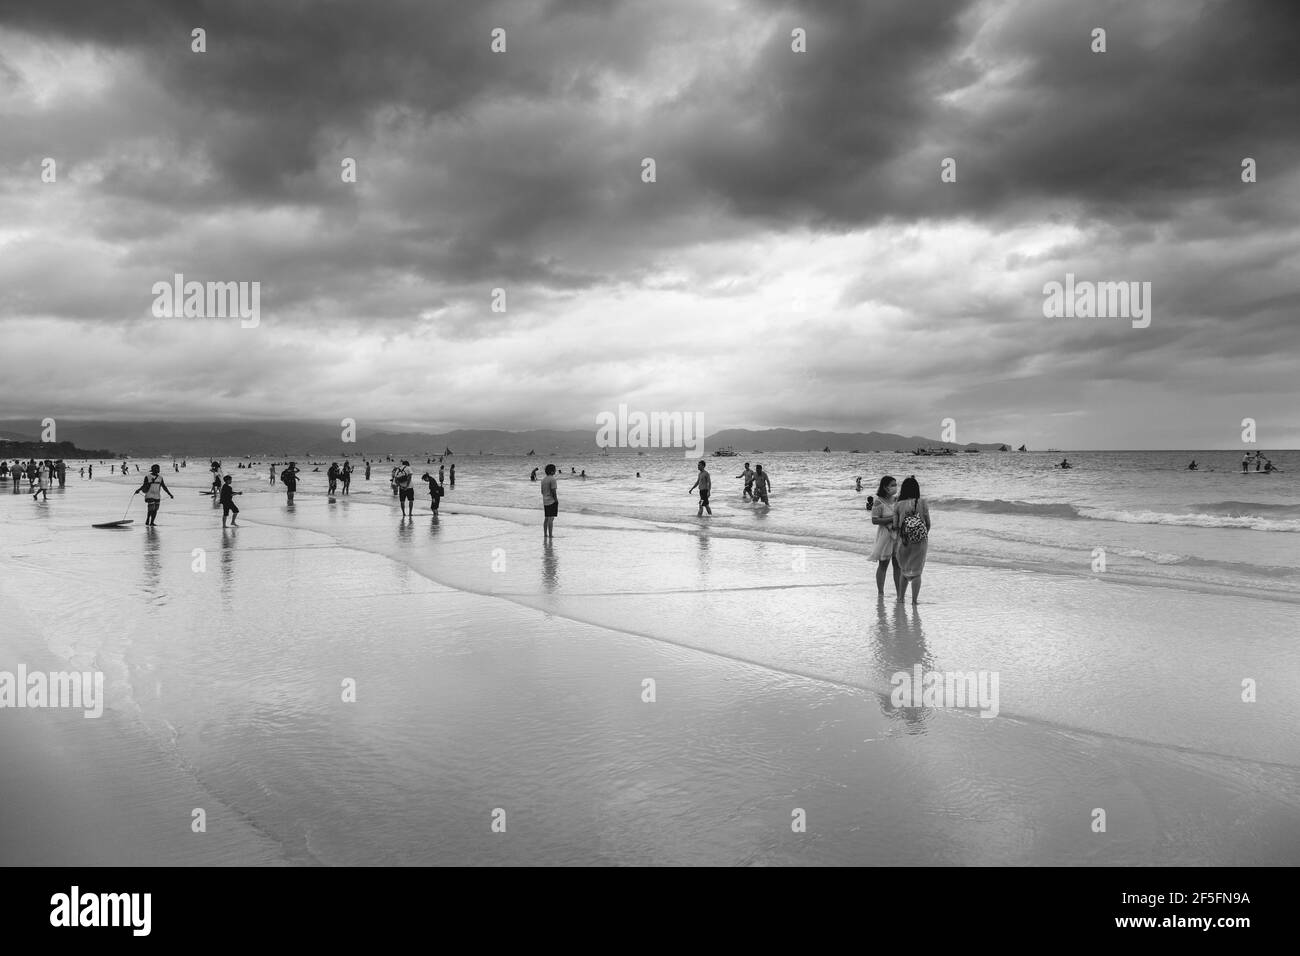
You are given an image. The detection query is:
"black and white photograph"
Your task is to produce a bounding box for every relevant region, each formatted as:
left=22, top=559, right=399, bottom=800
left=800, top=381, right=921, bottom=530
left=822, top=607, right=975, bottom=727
left=0, top=0, right=1295, bottom=916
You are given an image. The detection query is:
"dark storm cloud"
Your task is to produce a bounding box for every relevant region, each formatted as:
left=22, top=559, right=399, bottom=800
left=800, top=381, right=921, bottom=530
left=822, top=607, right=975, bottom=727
left=1, top=0, right=1296, bottom=443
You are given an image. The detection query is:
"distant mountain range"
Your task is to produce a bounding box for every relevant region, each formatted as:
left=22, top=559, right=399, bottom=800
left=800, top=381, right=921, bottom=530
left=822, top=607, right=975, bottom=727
left=0, top=421, right=1007, bottom=457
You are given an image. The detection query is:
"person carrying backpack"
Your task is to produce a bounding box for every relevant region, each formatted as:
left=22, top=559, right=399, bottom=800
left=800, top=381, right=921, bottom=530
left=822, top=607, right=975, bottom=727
left=892, top=475, right=931, bottom=605
left=393, top=460, right=415, bottom=516
left=281, top=462, right=300, bottom=504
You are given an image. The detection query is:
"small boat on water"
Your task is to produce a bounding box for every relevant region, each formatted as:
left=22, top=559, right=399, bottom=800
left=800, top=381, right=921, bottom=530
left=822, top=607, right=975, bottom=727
left=823, top=445, right=831, bottom=453
left=712, top=446, right=739, bottom=457
left=913, top=447, right=955, bottom=456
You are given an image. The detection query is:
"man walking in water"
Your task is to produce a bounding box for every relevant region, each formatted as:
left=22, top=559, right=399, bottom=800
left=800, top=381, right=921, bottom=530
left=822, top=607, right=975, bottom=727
left=134, top=464, right=174, bottom=526
left=736, top=462, right=754, bottom=501
left=752, top=464, right=772, bottom=505
left=540, top=464, right=558, bottom=539
left=394, top=459, right=415, bottom=516
left=689, top=460, right=712, bottom=516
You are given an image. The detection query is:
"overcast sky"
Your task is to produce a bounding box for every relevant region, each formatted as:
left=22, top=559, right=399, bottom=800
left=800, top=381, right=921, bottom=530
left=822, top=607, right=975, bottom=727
left=1, top=0, right=1296, bottom=448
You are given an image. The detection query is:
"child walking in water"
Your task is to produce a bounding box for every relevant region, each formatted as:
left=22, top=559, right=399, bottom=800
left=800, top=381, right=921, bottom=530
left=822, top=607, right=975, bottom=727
left=220, top=475, right=242, bottom=526
left=689, top=460, right=712, bottom=516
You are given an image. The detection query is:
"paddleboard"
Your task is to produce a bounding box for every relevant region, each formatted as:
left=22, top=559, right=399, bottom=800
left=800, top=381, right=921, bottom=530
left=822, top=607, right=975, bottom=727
left=92, top=519, right=134, bottom=528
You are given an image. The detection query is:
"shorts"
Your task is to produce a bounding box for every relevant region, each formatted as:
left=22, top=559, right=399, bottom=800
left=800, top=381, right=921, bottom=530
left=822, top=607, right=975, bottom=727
left=755, top=490, right=768, bottom=504
left=699, top=492, right=710, bottom=506
left=744, top=482, right=753, bottom=493
left=544, top=502, right=558, bottom=517
left=399, top=486, right=414, bottom=502
left=223, top=503, right=239, bottom=516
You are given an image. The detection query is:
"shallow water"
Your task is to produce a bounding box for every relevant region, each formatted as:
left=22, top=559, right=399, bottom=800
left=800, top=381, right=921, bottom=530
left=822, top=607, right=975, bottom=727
left=1, top=457, right=1297, bottom=865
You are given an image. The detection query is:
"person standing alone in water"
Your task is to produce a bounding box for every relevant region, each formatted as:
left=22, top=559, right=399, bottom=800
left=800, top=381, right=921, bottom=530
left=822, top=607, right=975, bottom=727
left=421, top=471, right=444, bottom=512
left=394, top=460, right=415, bottom=516
left=449, top=464, right=455, bottom=488
left=134, top=464, right=174, bottom=526
left=892, top=476, right=931, bottom=604
left=540, top=464, right=558, bottom=539
left=867, top=476, right=901, bottom=597
left=220, top=475, right=242, bottom=526
left=281, top=462, right=300, bottom=504
left=689, top=460, right=712, bottom=516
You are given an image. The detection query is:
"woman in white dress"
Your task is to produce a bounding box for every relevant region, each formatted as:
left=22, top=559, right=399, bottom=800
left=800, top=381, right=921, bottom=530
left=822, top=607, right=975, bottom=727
left=868, top=475, right=900, bottom=595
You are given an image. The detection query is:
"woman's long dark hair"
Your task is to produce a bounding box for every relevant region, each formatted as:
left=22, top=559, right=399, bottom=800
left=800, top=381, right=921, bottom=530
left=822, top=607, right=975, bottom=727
left=898, top=476, right=921, bottom=502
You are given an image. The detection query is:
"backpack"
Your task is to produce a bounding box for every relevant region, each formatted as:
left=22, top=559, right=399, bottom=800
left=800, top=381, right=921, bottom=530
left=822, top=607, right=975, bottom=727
left=899, top=501, right=928, bottom=545
left=280, top=468, right=293, bottom=483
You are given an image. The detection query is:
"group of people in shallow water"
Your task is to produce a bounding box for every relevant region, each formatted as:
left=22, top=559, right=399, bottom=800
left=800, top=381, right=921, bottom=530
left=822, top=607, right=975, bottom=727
left=3, top=459, right=66, bottom=498
left=384, top=460, right=454, bottom=517
left=23, top=453, right=937, bottom=600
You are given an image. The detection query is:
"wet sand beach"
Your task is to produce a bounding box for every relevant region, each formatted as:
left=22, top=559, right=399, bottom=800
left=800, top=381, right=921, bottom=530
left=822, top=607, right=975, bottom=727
left=1, top=467, right=1298, bottom=865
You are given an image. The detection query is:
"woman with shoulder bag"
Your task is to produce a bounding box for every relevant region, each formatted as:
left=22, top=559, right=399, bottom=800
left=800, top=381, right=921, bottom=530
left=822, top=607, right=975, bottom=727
left=892, top=475, right=931, bottom=604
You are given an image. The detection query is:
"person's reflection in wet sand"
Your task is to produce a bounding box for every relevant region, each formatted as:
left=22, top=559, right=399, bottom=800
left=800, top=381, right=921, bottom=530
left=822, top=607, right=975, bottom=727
left=142, top=525, right=164, bottom=604
left=695, top=532, right=712, bottom=584
left=219, top=526, right=238, bottom=610
left=396, top=515, right=414, bottom=544
left=541, top=539, right=559, bottom=595
left=874, top=597, right=932, bottom=731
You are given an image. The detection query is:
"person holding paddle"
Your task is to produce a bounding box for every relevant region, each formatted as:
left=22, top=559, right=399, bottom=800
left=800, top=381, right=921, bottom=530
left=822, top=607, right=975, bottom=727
left=134, top=464, right=174, bottom=526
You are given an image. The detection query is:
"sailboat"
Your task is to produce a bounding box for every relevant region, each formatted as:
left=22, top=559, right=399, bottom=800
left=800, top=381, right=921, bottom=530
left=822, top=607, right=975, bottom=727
left=443, top=447, right=452, bottom=456
left=526, top=449, right=535, bottom=456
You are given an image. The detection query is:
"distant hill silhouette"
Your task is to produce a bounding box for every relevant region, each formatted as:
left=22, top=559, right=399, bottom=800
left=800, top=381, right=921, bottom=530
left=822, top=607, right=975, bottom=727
left=0, top=420, right=1006, bottom=457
